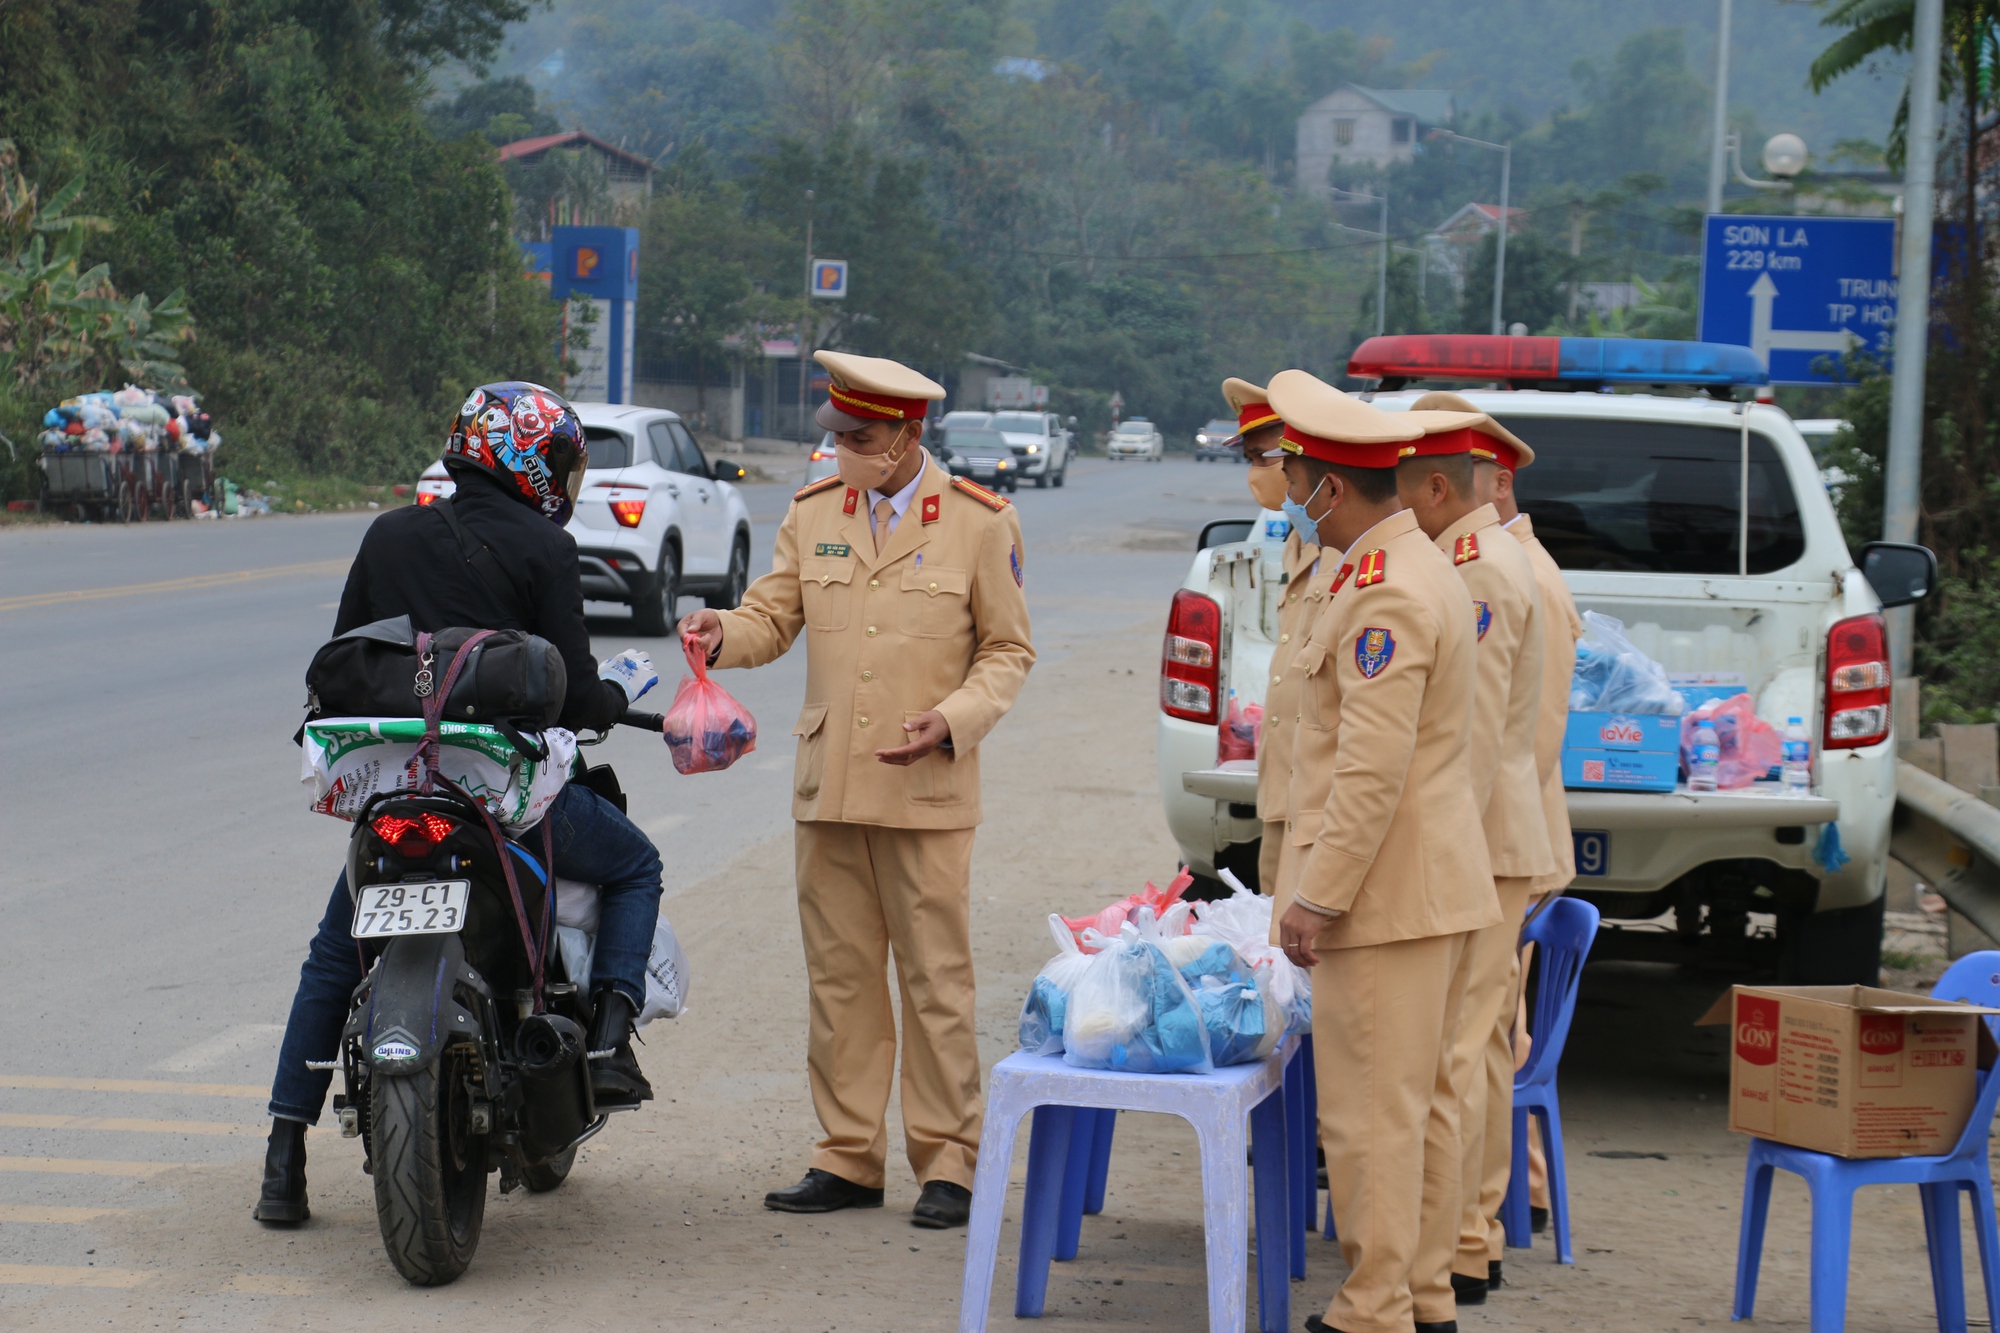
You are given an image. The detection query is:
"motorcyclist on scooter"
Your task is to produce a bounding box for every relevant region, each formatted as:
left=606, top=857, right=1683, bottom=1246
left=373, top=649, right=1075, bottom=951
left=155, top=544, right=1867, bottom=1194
left=255, top=382, right=666, bottom=1226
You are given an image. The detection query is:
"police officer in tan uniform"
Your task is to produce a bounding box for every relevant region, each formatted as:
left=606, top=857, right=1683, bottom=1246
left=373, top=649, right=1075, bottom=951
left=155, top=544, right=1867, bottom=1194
left=1393, top=409, right=1555, bottom=1312
left=1267, top=369, right=1499, bottom=1333
left=1221, top=377, right=1340, bottom=896
left=1414, top=390, right=1584, bottom=1251
left=680, top=351, right=1035, bottom=1229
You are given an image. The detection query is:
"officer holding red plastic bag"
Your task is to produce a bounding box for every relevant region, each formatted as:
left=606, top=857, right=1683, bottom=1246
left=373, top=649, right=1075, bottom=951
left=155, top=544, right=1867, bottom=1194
left=680, top=351, right=1035, bottom=1229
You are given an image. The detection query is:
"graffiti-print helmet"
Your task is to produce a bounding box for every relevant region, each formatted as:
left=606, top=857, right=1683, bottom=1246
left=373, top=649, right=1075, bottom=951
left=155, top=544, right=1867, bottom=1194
left=445, top=382, right=588, bottom=524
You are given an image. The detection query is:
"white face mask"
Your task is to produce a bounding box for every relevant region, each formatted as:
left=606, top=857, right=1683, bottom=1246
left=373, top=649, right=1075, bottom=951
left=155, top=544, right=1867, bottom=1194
left=835, top=425, right=913, bottom=492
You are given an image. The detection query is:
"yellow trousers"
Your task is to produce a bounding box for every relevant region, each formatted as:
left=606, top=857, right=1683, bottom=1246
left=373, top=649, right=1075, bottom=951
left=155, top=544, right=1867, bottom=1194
left=793, top=820, right=981, bottom=1191
left=1446, top=877, right=1534, bottom=1280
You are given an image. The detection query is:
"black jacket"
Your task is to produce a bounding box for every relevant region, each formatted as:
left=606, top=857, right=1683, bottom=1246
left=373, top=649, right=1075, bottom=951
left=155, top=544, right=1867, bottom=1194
left=333, top=466, right=626, bottom=733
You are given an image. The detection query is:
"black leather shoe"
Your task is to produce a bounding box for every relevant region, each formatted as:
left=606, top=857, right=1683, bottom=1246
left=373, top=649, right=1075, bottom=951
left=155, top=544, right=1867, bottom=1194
left=1488, top=1259, right=1503, bottom=1288
left=1415, top=1323, right=1459, bottom=1333
left=1530, top=1205, right=1549, bottom=1234
left=1450, top=1271, right=1488, bottom=1304
left=764, top=1168, right=884, bottom=1213
left=1303, top=1317, right=1349, bottom=1333
left=252, top=1118, right=309, bottom=1225
left=912, top=1180, right=971, bottom=1229
left=588, top=988, right=653, bottom=1108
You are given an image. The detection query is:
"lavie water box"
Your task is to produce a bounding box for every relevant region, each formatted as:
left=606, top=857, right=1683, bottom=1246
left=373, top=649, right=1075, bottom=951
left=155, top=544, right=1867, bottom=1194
left=1697, top=985, right=2000, bottom=1158
left=1562, top=711, right=1683, bottom=792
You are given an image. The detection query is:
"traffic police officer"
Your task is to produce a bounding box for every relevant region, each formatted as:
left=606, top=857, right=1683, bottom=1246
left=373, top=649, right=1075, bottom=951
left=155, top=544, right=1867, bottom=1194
left=680, top=351, right=1035, bottom=1229
left=1222, top=376, right=1340, bottom=897
left=1414, top=390, right=1584, bottom=1250
left=1393, top=408, right=1556, bottom=1311
left=1268, top=369, right=1499, bottom=1333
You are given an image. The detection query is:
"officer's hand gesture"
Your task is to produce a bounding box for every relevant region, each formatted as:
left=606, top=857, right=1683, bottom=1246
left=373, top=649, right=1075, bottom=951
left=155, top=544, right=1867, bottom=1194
left=875, top=710, right=951, bottom=765
left=678, top=608, right=723, bottom=662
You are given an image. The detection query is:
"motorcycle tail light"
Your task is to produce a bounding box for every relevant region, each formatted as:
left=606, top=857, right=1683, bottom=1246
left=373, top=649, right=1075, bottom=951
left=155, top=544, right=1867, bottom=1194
left=610, top=499, right=646, bottom=528
left=370, top=811, right=458, bottom=858
left=1824, top=612, right=1892, bottom=750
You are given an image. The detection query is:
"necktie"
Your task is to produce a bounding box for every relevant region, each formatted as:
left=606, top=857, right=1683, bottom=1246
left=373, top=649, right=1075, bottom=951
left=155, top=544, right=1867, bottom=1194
left=873, top=498, right=894, bottom=554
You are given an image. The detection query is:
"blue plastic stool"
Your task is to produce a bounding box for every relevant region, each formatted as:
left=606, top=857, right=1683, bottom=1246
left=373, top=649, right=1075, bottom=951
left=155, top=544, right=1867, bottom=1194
left=1732, top=952, right=2000, bottom=1332
left=957, top=1042, right=1295, bottom=1333
left=1499, top=895, right=1600, bottom=1264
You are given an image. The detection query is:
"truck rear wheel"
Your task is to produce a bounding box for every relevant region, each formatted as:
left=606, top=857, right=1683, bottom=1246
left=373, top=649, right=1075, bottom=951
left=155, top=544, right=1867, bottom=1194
left=1779, top=895, right=1885, bottom=985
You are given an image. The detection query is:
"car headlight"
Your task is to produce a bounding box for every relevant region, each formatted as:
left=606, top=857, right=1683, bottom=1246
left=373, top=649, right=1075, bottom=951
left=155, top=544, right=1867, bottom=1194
left=997, top=460, right=1010, bottom=469
left=1026, top=444, right=1039, bottom=454
left=1196, top=434, right=1209, bottom=444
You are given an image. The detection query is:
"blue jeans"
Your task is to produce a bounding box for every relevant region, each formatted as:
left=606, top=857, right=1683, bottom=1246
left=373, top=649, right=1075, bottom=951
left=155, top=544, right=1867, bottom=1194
left=268, top=783, right=663, bottom=1123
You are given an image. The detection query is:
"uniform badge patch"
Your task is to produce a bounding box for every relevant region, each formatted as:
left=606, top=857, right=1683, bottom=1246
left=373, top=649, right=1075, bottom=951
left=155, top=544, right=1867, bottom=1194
left=1355, top=627, right=1395, bottom=678
left=1354, top=549, right=1387, bottom=587
left=1473, top=599, right=1492, bottom=640
left=1010, top=543, right=1023, bottom=586
left=814, top=543, right=851, bottom=558
left=1331, top=562, right=1355, bottom=593
left=842, top=487, right=860, bottom=516
left=1453, top=532, right=1480, bottom=565
left=921, top=494, right=941, bottom=524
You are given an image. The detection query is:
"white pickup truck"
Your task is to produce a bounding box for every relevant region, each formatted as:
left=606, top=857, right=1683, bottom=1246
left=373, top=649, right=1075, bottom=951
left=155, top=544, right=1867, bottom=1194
left=1157, top=336, right=1935, bottom=982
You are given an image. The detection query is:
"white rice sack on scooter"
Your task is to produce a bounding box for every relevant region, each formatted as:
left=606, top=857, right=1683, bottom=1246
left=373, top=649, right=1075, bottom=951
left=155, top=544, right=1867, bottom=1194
left=1019, top=914, right=1095, bottom=1056
left=1062, top=908, right=1212, bottom=1075
left=300, top=717, right=575, bottom=833
left=1192, top=871, right=1314, bottom=1034
left=550, top=879, right=691, bottom=1027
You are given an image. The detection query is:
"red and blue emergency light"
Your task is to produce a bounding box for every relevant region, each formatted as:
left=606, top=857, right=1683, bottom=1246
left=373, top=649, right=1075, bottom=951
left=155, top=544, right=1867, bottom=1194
left=1347, top=335, right=1769, bottom=391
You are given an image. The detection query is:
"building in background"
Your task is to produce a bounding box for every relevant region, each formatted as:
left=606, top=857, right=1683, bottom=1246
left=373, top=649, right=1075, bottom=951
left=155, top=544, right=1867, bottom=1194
left=1422, top=201, right=1525, bottom=305
left=498, top=130, right=655, bottom=237
left=1295, top=85, right=1453, bottom=193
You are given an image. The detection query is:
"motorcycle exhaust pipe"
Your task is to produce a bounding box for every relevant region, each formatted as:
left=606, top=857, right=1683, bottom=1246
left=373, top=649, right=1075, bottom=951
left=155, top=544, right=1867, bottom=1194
left=512, top=1013, right=591, bottom=1160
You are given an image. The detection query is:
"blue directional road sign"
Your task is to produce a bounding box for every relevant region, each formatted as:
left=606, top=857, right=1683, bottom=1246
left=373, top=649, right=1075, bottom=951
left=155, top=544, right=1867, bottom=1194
left=1697, top=215, right=1896, bottom=385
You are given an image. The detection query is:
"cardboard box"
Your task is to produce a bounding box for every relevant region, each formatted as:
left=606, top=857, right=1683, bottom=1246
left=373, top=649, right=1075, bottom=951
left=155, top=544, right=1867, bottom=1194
left=1697, top=985, right=1999, bottom=1158
left=1563, top=711, right=1684, bottom=753
left=1561, top=748, right=1679, bottom=792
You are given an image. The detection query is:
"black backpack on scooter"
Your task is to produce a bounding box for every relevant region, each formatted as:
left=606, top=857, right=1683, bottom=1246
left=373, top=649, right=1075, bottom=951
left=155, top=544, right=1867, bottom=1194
left=303, top=616, right=567, bottom=729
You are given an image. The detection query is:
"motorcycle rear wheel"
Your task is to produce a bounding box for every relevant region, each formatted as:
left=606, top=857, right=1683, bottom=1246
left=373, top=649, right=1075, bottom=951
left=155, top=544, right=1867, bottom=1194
left=520, top=1144, right=578, bottom=1193
left=371, top=1055, right=487, bottom=1285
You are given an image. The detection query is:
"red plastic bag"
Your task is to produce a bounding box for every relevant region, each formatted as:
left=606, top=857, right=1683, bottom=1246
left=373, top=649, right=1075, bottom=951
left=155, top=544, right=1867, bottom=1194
left=662, top=632, right=758, bottom=774
left=1061, top=869, right=1195, bottom=953
left=1217, top=696, right=1264, bottom=763
left=1679, top=692, right=1781, bottom=789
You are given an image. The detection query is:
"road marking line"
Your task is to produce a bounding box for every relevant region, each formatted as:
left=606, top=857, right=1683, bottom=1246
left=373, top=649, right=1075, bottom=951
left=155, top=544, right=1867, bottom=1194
left=0, top=559, right=349, bottom=614
left=0, top=1114, right=260, bottom=1137
left=222, top=1274, right=320, bottom=1296
left=0, top=1157, right=177, bottom=1177
left=0, top=1075, right=264, bottom=1097
left=0, top=1263, right=152, bottom=1288
left=149, top=1023, right=285, bottom=1074
left=0, top=1204, right=133, bottom=1224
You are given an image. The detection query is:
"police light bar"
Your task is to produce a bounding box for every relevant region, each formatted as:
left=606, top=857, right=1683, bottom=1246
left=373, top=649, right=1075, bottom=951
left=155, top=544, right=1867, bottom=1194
left=1347, top=335, right=1769, bottom=391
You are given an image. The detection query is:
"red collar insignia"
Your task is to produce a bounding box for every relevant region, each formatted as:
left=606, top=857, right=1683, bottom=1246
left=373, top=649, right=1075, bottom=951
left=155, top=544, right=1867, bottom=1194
left=1331, top=562, right=1356, bottom=593
left=843, top=486, right=859, bottom=516
left=1453, top=531, right=1480, bottom=565
left=1354, top=549, right=1387, bottom=587
left=921, top=493, right=940, bottom=524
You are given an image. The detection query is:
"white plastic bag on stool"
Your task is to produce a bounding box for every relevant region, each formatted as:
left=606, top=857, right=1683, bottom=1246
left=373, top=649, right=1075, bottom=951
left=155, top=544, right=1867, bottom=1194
left=1191, top=872, right=1313, bottom=1034
left=1062, top=909, right=1213, bottom=1075
left=1018, top=914, right=1095, bottom=1056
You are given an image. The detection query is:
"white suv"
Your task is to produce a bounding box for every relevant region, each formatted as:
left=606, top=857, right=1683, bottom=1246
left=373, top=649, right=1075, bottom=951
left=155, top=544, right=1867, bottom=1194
left=1157, top=339, right=1934, bottom=984
left=412, top=404, right=753, bottom=636
left=987, top=410, right=1073, bottom=487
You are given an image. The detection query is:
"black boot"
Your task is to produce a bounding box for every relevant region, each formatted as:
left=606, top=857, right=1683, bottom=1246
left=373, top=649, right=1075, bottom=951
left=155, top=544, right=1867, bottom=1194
left=252, top=1118, right=309, bottom=1225
left=588, top=987, right=653, bottom=1108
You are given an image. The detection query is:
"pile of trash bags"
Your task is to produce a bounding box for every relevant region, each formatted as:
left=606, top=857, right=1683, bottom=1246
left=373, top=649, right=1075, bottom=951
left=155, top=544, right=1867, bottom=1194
left=39, top=386, right=218, bottom=455
left=1019, top=873, right=1309, bottom=1073
left=1567, top=610, right=1684, bottom=714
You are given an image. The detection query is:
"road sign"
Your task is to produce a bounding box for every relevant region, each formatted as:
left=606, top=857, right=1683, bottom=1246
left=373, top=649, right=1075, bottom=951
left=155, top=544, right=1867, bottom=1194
left=1698, top=215, right=1896, bottom=385
left=810, top=259, right=848, bottom=299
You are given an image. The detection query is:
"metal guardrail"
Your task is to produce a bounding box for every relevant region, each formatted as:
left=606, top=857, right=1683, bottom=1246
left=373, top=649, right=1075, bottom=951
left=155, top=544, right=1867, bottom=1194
left=1893, top=760, right=2000, bottom=944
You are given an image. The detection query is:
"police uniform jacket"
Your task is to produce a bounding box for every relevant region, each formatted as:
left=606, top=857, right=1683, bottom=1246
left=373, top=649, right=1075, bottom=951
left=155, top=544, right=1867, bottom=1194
left=712, top=455, right=1035, bottom=829
left=1256, top=529, right=1335, bottom=822
left=1437, top=503, right=1556, bottom=881
left=1280, top=508, right=1500, bottom=949
left=1509, top=513, right=1585, bottom=892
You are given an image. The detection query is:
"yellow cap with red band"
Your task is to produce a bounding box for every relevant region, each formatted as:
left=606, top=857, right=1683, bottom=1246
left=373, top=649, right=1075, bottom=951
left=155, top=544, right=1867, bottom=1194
left=813, top=351, right=946, bottom=431
left=1221, top=377, right=1281, bottom=439
left=1266, top=368, right=1423, bottom=466
left=1400, top=407, right=1535, bottom=469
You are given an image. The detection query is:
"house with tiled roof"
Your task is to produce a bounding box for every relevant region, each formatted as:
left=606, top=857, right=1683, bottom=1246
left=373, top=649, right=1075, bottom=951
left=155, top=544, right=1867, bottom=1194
left=1295, top=84, right=1454, bottom=194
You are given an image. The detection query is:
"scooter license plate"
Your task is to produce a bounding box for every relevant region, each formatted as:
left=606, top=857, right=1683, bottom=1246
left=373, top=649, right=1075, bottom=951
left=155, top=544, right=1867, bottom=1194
left=352, top=881, right=471, bottom=939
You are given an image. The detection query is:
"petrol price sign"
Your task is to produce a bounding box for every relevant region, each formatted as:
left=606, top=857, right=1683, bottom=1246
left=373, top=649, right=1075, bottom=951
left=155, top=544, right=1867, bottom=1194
left=1697, top=215, right=1897, bottom=385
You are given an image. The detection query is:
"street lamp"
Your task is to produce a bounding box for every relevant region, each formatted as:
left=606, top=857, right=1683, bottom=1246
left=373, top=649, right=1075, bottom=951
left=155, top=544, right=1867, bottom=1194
left=1728, top=132, right=1808, bottom=191
left=1328, top=186, right=1389, bottom=338
left=1429, top=129, right=1512, bottom=336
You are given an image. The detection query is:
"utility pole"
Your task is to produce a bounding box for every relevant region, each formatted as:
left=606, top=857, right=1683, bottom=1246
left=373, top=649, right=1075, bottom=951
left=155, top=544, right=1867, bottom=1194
left=1884, top=0, right=1944, bottom=681
left=1429, top=130, right=1512, bottom=335
left=1377, top=191, right=1389, bottom=338
left=1706, top=0, right=1733, bottom=215
left=797, top=189, right=814, bottom=445
left=1567, top=200, right=1585, bottom=323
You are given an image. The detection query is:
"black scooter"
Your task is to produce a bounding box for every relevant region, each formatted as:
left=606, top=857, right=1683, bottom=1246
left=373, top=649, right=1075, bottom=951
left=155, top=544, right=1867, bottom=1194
left=326, top=708, right=664, bottom=1285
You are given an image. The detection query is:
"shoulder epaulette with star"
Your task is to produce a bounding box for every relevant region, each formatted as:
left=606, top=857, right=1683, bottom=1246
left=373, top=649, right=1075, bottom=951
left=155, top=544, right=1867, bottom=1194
left=1452, top=531, right=1481, bottom=565
left=951, top=475, right=1011, bottom=511
left=1354, top=548, right=1388, bottom=587
left=794, top=475, right=845, bottom=502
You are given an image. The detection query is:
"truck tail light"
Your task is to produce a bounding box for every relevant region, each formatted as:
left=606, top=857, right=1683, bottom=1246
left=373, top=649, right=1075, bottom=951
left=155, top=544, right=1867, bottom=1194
left=1161, top=589, right=1222, bottom=724
left=610, top=499, right=646, bottom=528
left=1824, top=612, right=1891, bottom=749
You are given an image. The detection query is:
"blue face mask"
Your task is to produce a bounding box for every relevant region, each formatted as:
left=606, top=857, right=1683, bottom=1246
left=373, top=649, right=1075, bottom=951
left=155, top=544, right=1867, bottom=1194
left=1280, top=475, right=1327, bottom=542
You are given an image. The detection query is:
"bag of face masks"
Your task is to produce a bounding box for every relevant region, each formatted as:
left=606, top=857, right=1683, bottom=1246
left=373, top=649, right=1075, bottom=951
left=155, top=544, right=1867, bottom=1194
left=662, top=632, right=758, bottom=774
left=1190, top=873, right=1313, bottom=1034
left=1018, top=915, right=1095, bottom=1056
left=1062, top=907, right=1213, bottom=1075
